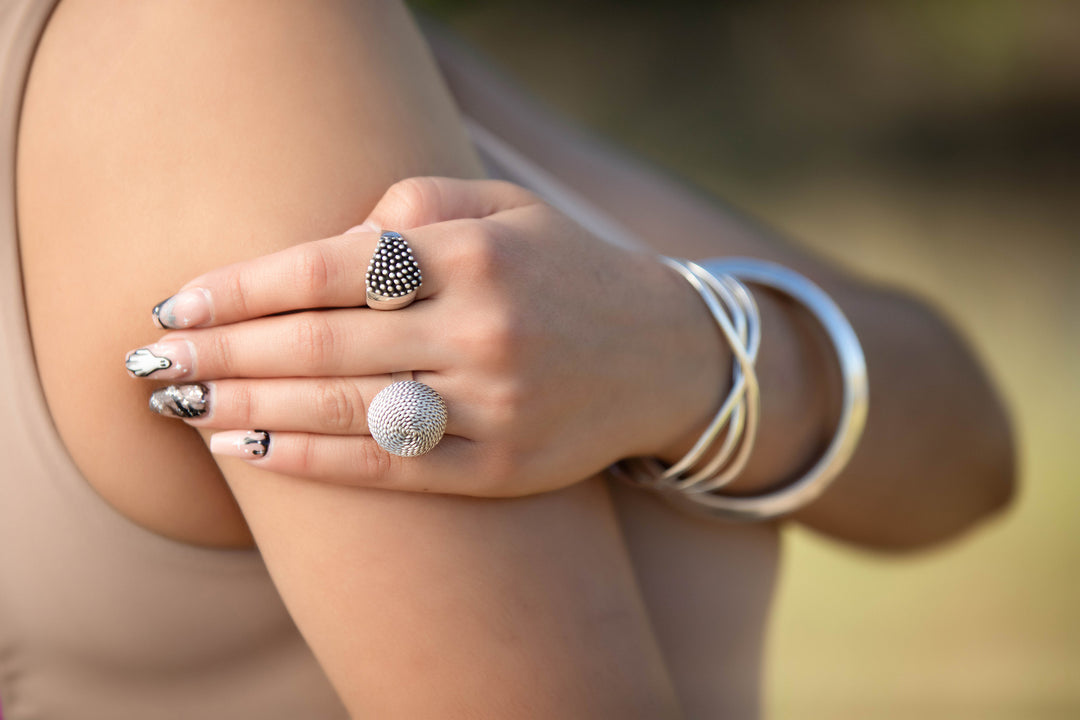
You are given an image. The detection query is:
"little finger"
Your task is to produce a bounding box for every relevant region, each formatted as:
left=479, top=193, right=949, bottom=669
left=208, top=431, right=488, bottom=494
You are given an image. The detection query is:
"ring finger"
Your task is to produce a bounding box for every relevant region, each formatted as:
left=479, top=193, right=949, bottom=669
left=147, top=375, right=478, bottom=438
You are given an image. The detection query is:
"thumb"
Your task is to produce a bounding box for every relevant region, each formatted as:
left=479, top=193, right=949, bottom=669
left=357, top=177, right=538, bottom=233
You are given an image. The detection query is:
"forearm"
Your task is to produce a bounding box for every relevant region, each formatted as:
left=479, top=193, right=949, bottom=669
left=433, top=38, right=1016, bottom=548
left=221, top=468, right=678, bottom=717
left=568, top=143, right=1016, bottom=547
left=567, top=137, right=1017, bottom=548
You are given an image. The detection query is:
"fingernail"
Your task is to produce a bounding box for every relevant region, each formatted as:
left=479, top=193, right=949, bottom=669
left=210, top=430, right=270, bottom=459
left=152, top=288, right=213, bottom=329
left=149, top=383, right=211, bottom=420
left=124, top=341, right=196, bottom=379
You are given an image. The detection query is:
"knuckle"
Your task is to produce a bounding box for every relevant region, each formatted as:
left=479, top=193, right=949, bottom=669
left=313, top=379, right=363, bottom=434
left=293, top=433, right=319, bottom=477
left=489, top=309, right=520, bottom=356
left=381, top=176, right=442, bottom=227
left=229, top=383, right=257, bottom=427
left=354, top=441, right=394, bottom=487
left=453, top=220, right=501, bottom=275
left=469, top=308, right=522, bottom=369
left=222, top=270, right=252, bottom=321
left=291, top=243, right=332, bottom=305
left=447, top=314, right=502, bottom=369
left=206, top=330, right=235, bottom=376
left=293, top=314, right=336, bottom=370
left=484, top=377, right=526, bottom=428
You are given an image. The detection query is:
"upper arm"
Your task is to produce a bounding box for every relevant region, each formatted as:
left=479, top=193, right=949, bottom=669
left=19, top=2, right=676, bottom=715
left=18, top=0, right=482, bottom=546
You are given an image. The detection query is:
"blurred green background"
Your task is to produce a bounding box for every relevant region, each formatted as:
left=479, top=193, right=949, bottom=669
left=415, top=1, right=1079, bottom=717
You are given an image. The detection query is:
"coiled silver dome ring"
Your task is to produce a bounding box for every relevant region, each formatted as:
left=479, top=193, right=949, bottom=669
left=367, top=380, right=447, bottom=457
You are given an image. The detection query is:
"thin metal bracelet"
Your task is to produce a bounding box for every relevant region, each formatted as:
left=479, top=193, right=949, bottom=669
left=679, top=261, right=761, bottom=491
left=658, top=258, right=761, bottom=490
left=616, top=257, right=869, bottom=521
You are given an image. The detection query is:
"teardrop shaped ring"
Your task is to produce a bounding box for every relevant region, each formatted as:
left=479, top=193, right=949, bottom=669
left=367, top=380, right=448, bottom=457
left=365, top=231, right=422, bottom=310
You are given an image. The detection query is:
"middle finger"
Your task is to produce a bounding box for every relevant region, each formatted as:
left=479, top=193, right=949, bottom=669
left=124, top=307, right=445, bottom=381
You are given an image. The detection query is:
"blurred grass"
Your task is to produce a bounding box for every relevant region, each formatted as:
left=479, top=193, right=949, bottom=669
left=415, top=1, right=1079, bottom=717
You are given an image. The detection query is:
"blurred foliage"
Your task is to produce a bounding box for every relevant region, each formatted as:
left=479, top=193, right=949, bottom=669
left=412, top=1, right=1079, bottom=718
left=414, top=0, right=1079, bottom=188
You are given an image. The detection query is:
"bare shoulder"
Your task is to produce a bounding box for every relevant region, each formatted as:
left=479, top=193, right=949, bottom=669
left=17, top=0, right=481, bottom=546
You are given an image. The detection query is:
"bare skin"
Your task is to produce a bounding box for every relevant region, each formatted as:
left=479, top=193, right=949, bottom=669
left=17, top=0, right=1013, bottom=717
left=427, top=28, right=1017, bottom=548
left=19, top=2, right=679, bottom=717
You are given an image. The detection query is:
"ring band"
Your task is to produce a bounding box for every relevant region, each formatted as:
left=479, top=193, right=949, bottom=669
left=367, top=380, right=447, bottom=457
left=366, top=231, right=422, bottom=310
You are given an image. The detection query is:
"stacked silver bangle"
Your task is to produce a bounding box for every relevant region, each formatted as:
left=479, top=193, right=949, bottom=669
left=614, top=257, right=869, bottom=521
left=658, top=257, right=763, bottom=492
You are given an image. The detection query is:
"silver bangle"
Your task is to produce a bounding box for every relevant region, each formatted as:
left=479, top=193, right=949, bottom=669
left=657, top=258, right=761, bottom=491
left=617, top=257, right=869, bottom=521
left=681, top=260, right=762, bottom=491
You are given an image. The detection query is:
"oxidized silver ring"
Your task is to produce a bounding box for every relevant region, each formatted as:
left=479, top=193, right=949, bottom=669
left=365, top=231, right=422, bottom=310
left=367, top=380, right=447, bottom=457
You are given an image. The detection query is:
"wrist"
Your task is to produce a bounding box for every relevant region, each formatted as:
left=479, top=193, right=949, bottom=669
left=633, top=254, right=734, bottom=464
left=620, top=257, right=864, bottom=522
left=717, top=287, right=840, bottom=496
left=634, top=256, right=843, bottom=498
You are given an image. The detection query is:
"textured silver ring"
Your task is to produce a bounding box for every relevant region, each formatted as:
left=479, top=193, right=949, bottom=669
left=367, top=380, right=447, bottom=457
left=365, top=231, right=422, bottom=310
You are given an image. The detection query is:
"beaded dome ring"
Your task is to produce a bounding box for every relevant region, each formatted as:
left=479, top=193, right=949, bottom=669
left=365, top=231, right=422, bottom=310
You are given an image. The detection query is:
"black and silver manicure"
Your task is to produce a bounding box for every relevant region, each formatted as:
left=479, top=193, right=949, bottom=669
left=149, top=384, right=210, bottom=419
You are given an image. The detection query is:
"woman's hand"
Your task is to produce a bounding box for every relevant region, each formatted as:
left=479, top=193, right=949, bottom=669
left=126, top=177, right=726, bottom=496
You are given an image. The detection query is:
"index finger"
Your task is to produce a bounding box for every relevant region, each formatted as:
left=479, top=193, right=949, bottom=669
left=151, top=229, right=440, bottom=329
left=152, top=178, right=539, bottom=329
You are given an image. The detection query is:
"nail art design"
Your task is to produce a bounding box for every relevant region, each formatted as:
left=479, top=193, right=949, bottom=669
left=149, top=384, right=210, bottom=419
left=242, top=431, right=270, bottom=457
left=211, top=430, right=270, bottom=459
left=151, top=299, right=172, bottom=330
left=124, top=341, right=196, bottom=379
left=152, top=288, right=213, bottom=329
left=125, top=348, right=172, bottom=377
